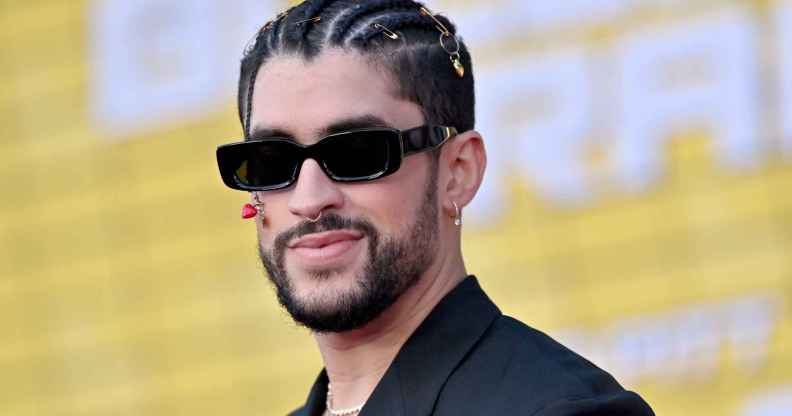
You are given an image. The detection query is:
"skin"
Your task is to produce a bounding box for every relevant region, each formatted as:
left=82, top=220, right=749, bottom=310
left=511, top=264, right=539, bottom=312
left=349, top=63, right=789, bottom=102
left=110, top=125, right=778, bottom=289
left=248, top=48, right=487, bottom=410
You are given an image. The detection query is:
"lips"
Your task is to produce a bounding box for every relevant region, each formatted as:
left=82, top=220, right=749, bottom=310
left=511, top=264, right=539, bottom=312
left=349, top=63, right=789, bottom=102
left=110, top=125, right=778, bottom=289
left=288, top=230, right=364, bottom=249
left=287, top=230, right=365, bottom=267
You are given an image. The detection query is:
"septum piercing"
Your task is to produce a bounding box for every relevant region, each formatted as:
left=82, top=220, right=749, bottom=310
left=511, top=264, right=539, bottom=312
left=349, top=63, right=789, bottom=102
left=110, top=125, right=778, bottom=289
left=306, top=211, right=323, bottom=223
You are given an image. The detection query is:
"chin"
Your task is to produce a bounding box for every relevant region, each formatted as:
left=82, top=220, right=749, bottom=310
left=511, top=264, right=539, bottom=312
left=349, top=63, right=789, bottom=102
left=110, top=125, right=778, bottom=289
left=258, top=204, right=435, bottom=332
left=286, top=261, right=362, bottom=298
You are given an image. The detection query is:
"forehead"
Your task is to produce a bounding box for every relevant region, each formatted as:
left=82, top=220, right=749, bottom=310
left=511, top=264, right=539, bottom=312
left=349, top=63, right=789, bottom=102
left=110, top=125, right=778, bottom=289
left=249, top=48, right=424, bottom=141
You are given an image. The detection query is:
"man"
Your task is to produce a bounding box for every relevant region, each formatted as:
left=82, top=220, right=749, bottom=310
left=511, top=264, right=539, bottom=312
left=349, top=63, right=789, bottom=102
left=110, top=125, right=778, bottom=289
left=216, top=1, right=655, bottom=415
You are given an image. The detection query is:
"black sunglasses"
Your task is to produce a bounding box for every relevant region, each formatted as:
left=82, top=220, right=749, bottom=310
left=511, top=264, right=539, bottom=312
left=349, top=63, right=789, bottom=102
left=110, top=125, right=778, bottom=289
left=216, top=125, right=457, bottom=191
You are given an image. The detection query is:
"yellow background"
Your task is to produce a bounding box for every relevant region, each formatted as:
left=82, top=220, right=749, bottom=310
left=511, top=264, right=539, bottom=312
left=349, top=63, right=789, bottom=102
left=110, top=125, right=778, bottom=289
left=1, top=0, right=791, bottom=415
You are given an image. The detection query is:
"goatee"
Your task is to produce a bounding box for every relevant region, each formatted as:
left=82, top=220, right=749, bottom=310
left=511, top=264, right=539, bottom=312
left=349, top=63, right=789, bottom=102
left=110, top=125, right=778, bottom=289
left=258, top=169, right=439, bottom=333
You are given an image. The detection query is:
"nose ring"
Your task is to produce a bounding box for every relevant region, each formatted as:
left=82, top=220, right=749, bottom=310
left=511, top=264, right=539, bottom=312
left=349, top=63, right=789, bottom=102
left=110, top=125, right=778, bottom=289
left=306, top=211, right=322, bottom=223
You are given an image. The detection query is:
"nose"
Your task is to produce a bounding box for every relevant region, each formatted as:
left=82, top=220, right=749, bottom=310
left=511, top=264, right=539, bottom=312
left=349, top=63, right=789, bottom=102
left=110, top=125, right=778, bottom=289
left=287, top=158, right=344, bottom=220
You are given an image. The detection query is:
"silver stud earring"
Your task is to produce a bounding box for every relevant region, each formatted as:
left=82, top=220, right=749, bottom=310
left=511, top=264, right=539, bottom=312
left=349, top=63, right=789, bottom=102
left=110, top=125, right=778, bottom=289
left=453, top=201, right=462, bottom=226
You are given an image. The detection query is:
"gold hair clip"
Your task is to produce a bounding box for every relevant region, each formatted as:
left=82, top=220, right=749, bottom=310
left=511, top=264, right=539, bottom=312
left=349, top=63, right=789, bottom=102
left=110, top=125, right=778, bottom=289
left=419, top=6, right=464, bottom=78
left=294, top=15, right=321, bottom=26
left=372, top=22, right=399, bottom=40
left=420, top=6, right=450, bottom=36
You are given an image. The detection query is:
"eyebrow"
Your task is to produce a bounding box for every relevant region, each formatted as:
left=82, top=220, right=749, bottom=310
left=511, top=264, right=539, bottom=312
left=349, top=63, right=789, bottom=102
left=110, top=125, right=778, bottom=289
left=249, top=114, right=394, bottom=141
left=319, top=114, right=393, bottom=137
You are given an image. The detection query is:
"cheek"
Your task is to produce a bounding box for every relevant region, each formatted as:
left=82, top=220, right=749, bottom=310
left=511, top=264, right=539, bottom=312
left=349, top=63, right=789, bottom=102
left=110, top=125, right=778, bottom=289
left=254, top=195, right=291, bottom=242
left=351, top=188, right=404, bottom=225
left=347, top=160, right=430, bottom=230
left=254, top=157, right=432, bottom=238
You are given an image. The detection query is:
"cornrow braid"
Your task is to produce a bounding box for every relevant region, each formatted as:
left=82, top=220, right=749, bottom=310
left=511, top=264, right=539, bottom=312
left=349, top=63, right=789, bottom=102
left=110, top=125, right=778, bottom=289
left=295, top=0, right=333, bottom=32
left=239, top=29, right=268, bottom=133
left=266, top=11, right=286, bottom=51
left=329, top=0, right=417, bottom=45
left=240, top=6, right=292, bottom=134
left=240, top=40, right=266, bottom=134
left=302, top=0, right=334, bottom=41
left=281, top=0, right=331, bottom=53
left=237, top=0, right=475, bottom=137
left=349, top=11, right=442, bottom=47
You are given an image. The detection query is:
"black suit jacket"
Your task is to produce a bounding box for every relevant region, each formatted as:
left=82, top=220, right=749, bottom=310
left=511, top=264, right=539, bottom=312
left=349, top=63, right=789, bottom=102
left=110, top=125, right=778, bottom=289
left=290, top=276, right=654, bottom=415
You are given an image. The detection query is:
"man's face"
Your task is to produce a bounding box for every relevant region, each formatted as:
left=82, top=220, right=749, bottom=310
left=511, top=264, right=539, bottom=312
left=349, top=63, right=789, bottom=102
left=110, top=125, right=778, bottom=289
left=248, top=49, right=440, bottom=333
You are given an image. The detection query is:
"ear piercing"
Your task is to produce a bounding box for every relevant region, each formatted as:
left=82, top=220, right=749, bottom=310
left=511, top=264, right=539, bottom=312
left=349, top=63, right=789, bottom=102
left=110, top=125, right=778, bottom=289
left=453, top=201, right=462, bottom=226
left=242, top=193, right=265, bottom=219
left=241, top=203, right=258, bottom=219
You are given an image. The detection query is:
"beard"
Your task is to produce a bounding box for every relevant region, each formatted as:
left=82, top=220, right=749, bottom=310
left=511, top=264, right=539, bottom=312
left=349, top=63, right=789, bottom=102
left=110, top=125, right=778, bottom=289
left=258, top=167, right=439, bottom=333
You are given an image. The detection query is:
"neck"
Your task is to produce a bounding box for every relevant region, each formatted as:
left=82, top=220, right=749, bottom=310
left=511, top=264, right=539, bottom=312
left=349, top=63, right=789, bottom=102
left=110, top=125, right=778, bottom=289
left=315, top=248, right=467, bottom=410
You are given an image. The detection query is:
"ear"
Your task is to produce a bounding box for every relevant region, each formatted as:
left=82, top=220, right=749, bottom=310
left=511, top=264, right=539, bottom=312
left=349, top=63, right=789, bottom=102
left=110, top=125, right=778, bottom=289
left=439, top=129, right=487, bottom=219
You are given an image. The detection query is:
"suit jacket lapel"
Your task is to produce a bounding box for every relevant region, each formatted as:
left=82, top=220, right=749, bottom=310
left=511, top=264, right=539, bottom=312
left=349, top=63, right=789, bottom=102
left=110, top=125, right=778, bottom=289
left=293, top=277, right=500, bottom=416
left=290, top=370, right=328, bottom=416
left=361, top=276, right=500, bottom=416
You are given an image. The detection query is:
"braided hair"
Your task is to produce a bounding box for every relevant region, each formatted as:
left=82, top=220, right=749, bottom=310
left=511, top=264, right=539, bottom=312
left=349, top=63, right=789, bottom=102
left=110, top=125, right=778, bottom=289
left=237, top=0, right=475, bottom=138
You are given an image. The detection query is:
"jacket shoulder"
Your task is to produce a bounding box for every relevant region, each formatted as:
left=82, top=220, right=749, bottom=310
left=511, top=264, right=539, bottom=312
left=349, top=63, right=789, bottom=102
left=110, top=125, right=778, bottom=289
left=288, top=406, right=307, bottom=416
left=437, top=315, right=654, bottom=415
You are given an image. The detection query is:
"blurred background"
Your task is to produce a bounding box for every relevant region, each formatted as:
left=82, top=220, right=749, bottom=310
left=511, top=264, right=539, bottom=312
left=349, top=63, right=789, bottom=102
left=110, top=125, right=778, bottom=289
left=2, top=0, right=791, bottom=414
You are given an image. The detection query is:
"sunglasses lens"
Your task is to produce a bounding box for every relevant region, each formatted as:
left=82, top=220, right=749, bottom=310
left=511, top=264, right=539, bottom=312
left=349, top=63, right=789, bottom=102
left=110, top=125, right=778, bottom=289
left=321, top=130, right=394, bottom=180
left=222, top=140, right=300, bottom=189
left=217, top=129, right=402, bottom=191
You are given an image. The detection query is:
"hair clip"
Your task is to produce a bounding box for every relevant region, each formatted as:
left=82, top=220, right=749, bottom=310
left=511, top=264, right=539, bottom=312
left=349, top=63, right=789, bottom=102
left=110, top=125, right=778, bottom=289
left=294, top=15, right=321, bottom=26
left=372, top=22, right=399, bottom=40
left=420, top=6, right=450, bottom=36
left=419, top=6, right=464, bottom=78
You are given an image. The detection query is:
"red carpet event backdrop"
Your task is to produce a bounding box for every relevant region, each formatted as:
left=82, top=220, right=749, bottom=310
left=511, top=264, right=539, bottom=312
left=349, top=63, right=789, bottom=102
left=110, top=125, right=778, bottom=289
left=2, top=0, right=791, bottom=415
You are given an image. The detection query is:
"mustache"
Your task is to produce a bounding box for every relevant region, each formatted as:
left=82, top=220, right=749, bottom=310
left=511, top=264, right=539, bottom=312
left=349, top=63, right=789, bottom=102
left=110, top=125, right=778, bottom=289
left=272, top=212, right=378, bottom=253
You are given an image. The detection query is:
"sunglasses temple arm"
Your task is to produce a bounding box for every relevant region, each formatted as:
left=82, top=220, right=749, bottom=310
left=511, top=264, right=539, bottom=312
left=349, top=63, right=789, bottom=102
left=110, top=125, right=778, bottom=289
left=401, top=126, right=457, bottom=156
